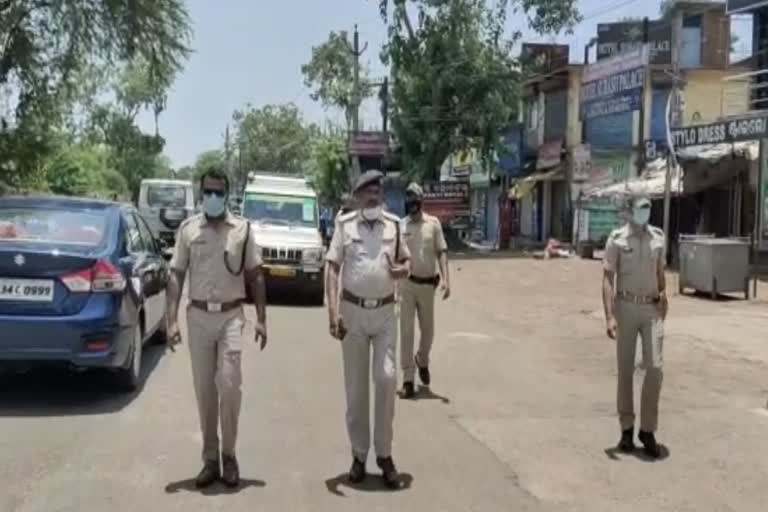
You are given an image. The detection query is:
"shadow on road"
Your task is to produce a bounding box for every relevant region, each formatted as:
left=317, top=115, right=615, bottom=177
left=325, top=472, right=413, bottom=496
left=0, top=344, right=166, bottom=417
left=266, top=288, right=324, bottom=309
left=604, top=444, right=671, bottom=462
left=164, top=477, right=266, bottom=496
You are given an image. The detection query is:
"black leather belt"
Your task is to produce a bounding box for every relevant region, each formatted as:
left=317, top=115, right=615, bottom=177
left=342, top=290, right=395, bottom=309
left=409, top=274, right=440, bottom=286
left=189, top=299, right=243, bottom=313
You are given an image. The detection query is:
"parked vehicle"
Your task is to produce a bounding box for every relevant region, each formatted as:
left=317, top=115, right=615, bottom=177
left=0, top=196, right=170, bottom=391
left=241, top=174, right=325, bottom=305
left=138, top=179, right=195, bottom=246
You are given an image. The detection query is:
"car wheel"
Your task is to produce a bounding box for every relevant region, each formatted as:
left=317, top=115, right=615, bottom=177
left=116, top=324, right=142, bottom=392
left=151, top=317, right=167, bottom=345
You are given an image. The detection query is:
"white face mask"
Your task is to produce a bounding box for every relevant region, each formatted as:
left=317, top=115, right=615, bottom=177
left=361, top=206, right=382, bottom=221
left=631, top=207, right=651, bottom=226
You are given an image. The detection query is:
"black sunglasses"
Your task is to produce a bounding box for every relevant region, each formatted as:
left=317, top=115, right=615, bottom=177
left=202, top=189, right=226, bottom=198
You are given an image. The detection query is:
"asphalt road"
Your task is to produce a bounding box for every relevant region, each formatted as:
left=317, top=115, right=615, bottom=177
left=1, top=258, right=768, bottom=512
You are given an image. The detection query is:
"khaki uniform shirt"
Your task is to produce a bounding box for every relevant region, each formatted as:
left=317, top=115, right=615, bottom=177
left=326, top=210, right=411, bottom=299
left=170, top=213, right=263, bottom=303
left=603, top=223, right=665, bottom=297
left=403, top=213, right=447, bottom=278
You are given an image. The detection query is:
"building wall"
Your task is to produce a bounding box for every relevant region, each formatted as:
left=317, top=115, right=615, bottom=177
left=683, top=70, right=750, bottom=125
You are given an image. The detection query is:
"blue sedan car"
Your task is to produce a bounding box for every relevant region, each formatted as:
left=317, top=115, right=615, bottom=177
left=0, top=196, right=169, bottom=391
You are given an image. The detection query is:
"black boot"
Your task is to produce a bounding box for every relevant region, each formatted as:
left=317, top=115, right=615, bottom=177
left=221, top=454, right=240, bottom=488
left=401, top=381, right=415, bottom=399
left=377, top=456, right=400, bottom=489
left=638, top=430, right=661, bottom=459
left=194, top=459, right=220, bottom=489
left=348, top=457, right=366, bottom=484
left=415, top=355, right=431, bottom=386
left=617, top=428, right=635, bottom=453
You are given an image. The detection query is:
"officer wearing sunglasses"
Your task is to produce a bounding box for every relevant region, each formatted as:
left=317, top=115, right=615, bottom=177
left=166, top=167, right=268, bottom=488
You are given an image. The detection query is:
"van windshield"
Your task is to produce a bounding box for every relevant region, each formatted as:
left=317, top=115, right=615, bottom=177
left=242, top=193, right=317, bottom=228
left=146, top=184, right=189, bottom=208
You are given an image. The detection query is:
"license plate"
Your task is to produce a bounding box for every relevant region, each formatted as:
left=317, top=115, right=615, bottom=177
left=164, top=209, right=185, bottom=220
left=269, top=266, right=296, bottom=278
left=0, top=278, right=55, bottom=302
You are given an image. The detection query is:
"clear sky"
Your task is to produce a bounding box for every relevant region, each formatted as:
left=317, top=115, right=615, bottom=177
left=140, top=0, right=752, bottom=168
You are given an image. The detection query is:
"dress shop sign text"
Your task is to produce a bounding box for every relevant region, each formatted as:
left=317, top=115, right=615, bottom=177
left=671, top=116, right=768, bottom=148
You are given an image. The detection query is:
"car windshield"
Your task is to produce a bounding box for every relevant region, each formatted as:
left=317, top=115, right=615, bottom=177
left=242, top=193, right=318, bottom=228
left=0, top=207, right=108, bottom=249
left=147, top=185, right=188, bottom=208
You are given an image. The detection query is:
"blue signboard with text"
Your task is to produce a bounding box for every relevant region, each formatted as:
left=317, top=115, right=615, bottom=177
left=498, top=126, right=524, bottom=177
left=580, top=46, right=648, bottom=122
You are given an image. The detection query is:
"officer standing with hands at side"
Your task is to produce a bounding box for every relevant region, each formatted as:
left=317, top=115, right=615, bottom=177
left=602, top=194, right=667, bottom=459
left=166, top=167, right=268, bottom=488
left=325, top=170, right=411, bottom=488
left=399, top=182, right=451, bottom=399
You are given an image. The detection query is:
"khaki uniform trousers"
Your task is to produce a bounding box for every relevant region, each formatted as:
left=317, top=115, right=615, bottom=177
left=340, top=300, right=398, bottom=460
left=187, top=306, right=245, bottom=462
left=616, top=300, right=664, bottom=433
left=399, top=280, right=436, bottom=382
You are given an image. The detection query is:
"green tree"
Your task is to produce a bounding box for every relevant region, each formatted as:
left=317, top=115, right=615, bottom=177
left=378, top=0, right=580, bottom=179
left=0, top=0, right=192, bottom=191
left=232, top=103, right=317, bottom=186
left=307, top=131, right=350, bottom=207
left=193, top=149, right=226, bottom=180
left=302, top=31, right=371, bottom=128
left=44, top=142, right=126, bottom=197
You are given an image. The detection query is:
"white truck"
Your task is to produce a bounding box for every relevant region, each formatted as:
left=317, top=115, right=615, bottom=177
left=241, top=174, right=325, bottom=305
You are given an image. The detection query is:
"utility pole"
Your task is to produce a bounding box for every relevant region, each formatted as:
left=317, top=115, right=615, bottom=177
left=381, top=76, right=389, bottom=133
left=224, top=124, right=233, bottom=191
left=636, top=17, right=650, bottom=177
left=346, top=25, right=368, bottom=183
left=664, top=8, right=685, bottom=265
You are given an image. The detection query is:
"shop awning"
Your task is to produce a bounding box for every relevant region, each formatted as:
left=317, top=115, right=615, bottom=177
left=508, top=167, right=564, bottom=199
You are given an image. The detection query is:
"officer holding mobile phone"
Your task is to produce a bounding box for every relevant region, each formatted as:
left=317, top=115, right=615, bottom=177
left=325, top=170, right=411, bottom=488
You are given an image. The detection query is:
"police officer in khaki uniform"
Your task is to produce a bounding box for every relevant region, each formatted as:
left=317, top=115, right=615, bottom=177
left=399, top=183, right=451, bottom=399
left=326, top=170, right=411, bottom=488
left=166, top=167, right=268, bottom=488
left=602, top=194, right=667, bottom=459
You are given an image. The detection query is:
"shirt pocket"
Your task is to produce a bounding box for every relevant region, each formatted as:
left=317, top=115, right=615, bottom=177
left=346, top=237, right=366, bottom=258
left=381, top=236, right=397, bottom=259
left=617, top=243, right=637, bottom=274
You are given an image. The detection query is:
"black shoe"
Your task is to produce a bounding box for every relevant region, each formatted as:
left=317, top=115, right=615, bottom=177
left=348, top=457, right=366, bottom=484
left=638, top=431, right=662, bottom=459
left=401, top=382, right=415, bottom=399
left=617, top=428, right=635, bottom=453
left=376, top=456, right=400, bottom=489
left=221, top=454, right=240, bottom=488
left=195, top=459, right=221, bottom=489
left=415, top=356, right=431, bottom=386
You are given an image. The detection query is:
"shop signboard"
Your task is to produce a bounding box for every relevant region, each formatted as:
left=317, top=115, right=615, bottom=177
left=580, top=45, right=648, bottom=121
left=348, top=131, right=389, bottom=157
left=571, top=144, right=592, bottom=182
left=422, top=181, right=471, bottom=228
left=537, top=139, right=563, bottom=170
left=499, top=125, right=524, bottom=176
left=670, top=115, right=768, bottom=148
left=727, top=0, right=768, bottom=14
left=597, top=21, right=672, bottom=65
left=520, top=43, right=570, bottom=74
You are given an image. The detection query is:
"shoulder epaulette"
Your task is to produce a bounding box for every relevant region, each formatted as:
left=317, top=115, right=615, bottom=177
left=178, top=214, right=201, bottom=231
left=338, top=210, right=358, bottom=223
left=383, top=211, right=401, bottom=223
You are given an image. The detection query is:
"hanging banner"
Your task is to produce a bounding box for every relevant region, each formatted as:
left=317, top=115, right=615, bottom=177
left=670, top=115, right=768, bottom=148
left=580, top=46, right=648, bottom=121
left=571, top=144, right=592, bottom=182
left=536, top=140, right=563, bottom=170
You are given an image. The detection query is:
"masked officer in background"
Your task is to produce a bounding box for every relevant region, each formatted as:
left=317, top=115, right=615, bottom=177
left=399, top=183, right=451, bottom=399
left=602, top=194, right=668, bottom=459
left=166, top=167, right=268, bottom=488
left=326, top=170, right=411, bottom=488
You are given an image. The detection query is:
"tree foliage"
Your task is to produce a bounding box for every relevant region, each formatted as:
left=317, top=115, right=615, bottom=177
left=232, top=103, right=317, bottom=186
left=378, top=0, right=580, bottom=179
left=306, top=131, right=350, bottom=207
left=301, top=31, right=371, bottom=128
left=0, top=0, right=192, bottom=192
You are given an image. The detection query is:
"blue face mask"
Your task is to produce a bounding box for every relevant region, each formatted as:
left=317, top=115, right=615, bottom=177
left=202, top=192, right=226, bottom=218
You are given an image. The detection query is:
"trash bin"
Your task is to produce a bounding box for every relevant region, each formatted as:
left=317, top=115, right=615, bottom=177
left=678, top=235, right=751, bottom=300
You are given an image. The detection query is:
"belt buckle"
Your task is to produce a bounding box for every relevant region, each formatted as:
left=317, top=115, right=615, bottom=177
left=363, top=299, right=378, bottom=309
left=207, top=302, right=222, bottom=313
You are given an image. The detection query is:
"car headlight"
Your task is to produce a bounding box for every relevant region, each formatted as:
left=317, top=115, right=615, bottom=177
left=302, top=248, right=323, bottom=263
